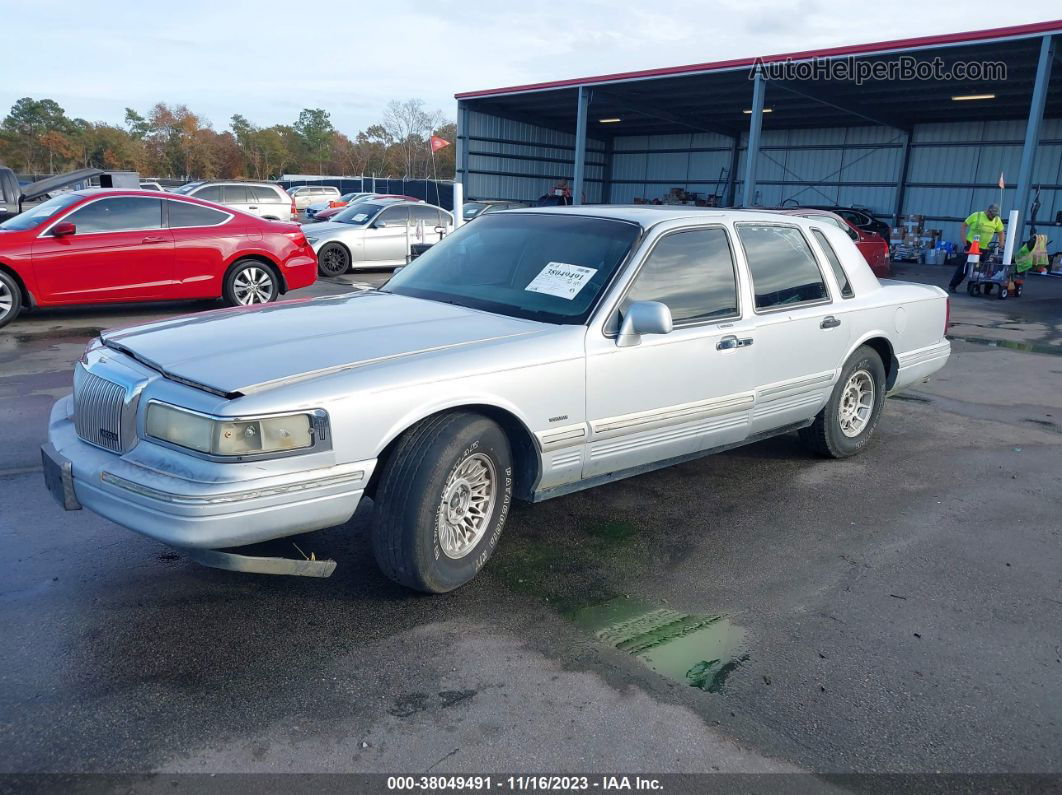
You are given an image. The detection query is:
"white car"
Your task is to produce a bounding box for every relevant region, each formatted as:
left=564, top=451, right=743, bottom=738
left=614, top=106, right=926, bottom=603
left=43, top=207, right=950, bottom=593
left=173, top=181, right=297, bottom=222
left=287, top=184, right=341, bottom=211
left=305, top=200, right=454, bottom=275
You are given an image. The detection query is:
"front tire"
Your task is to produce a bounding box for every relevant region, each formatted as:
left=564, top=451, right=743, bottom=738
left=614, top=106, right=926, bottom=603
left=372, top=412, right=513, bottom=593
left=0, top=271, right=22, bottom=329
left=800, top=346, right=887, bottom=458
left=317, top=242, right=351, bottom=277
left=223, top=260, right=279, bottom=306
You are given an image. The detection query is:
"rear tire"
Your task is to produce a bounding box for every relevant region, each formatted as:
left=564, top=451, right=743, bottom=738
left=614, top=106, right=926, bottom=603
left=222, top=259, right=279, bottom=306
left=0, top=270, right=22, bottom=329
left=318, top=242, right=351, bottom=277
left=799, top=345, right=886, bottom=459
left=371, top=412, right=513, bottom=593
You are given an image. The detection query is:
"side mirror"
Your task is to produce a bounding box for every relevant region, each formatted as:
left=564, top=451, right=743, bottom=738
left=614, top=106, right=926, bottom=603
left=617, top=301, right=673, bottom=348
left=52, top=222, right=76, bottom=237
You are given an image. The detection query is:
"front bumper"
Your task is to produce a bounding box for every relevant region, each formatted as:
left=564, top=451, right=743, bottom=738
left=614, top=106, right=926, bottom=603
left=45, top=395, right=373, bottom=550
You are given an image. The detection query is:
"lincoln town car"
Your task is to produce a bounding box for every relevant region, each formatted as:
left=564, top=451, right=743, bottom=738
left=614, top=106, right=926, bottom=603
left=43, top=207, right=951, bottom=592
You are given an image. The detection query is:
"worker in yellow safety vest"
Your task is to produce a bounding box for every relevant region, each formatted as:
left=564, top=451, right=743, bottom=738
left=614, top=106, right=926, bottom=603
left=949, top=203, right=1006, bottom=292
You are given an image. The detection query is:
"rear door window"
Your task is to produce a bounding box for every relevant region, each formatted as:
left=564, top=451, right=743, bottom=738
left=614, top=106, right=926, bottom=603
left=811, top=229, right=854, bottom=298
left=224, top=185, right=253, bottom=204
left=736, top=224, right=829, bottom=310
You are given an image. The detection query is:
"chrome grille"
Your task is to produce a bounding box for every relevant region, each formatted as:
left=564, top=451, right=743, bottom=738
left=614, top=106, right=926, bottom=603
left=73, top=365, right=127, bottom=452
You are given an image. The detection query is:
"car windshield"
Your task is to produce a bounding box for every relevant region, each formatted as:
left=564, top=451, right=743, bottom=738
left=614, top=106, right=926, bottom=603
left=172, top=182, right=202, bottom=195
left=463, top=202, right=488, bottom=219
left=383, top=213, right=641, bottom=324
left=0, top=193, right=84, bottom=231
left=330, top=202, right=384, bottom=225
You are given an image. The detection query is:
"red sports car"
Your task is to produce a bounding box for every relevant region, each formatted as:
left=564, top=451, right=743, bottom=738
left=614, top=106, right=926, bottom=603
left=0, top=189, right=317, bottom=328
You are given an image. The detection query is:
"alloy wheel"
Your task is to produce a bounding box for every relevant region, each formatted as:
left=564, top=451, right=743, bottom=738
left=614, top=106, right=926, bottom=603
left=0, top=280, right=12, bottom=320
left=838, top=369, right=875, bottom=438
left=436, top=452, right=497, bottom=559
left=232, top=266, right=274, bottom=305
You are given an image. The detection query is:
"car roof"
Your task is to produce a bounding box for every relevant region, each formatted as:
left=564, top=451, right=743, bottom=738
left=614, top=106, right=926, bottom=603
left=500, top=205, right=843, bottom=228
left=764, top=207, right=847, bottom=219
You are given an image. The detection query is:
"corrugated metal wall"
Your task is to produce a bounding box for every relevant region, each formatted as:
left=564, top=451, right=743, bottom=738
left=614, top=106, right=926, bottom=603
left=463, top=110, right=605, bottom=203
left=610, top=132, right=733, bottom=203
left=902, top=118, right=1062, bottom=241
left=463, top=108, right=1062, bottom=243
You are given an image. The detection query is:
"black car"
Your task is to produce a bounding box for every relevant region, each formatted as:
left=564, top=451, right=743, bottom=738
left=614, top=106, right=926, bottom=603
left=806, top=206, right=890, bottom=241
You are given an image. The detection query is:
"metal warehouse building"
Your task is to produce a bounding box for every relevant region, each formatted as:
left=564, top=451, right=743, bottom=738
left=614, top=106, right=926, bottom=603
left=453, top=20, right=1061, bottom=242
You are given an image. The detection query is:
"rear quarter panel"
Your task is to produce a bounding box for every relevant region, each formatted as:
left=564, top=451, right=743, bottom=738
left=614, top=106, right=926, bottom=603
left=812, top=224, right=949, bottom=387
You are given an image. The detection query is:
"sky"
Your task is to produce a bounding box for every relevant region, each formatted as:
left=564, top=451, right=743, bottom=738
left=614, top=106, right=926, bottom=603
left=1, top=0, right=1058, bottom=135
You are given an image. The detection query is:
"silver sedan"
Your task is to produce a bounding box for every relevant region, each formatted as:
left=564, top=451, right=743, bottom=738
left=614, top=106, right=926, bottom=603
left=44, top=207, right=949, bottom=593
left=304, top=199, right=453, bottom=275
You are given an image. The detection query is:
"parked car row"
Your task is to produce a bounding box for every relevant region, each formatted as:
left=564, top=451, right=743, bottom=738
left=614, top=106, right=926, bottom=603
left=1, top=181, right=898, bottom=330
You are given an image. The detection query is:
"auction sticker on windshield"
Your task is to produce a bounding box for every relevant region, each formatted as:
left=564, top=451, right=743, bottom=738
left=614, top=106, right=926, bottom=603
left=525, top=262, right=598, bottom=300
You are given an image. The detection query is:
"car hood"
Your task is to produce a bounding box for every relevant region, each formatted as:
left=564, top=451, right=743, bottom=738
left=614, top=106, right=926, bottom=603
left=301, top=221, right=356, bottom=236
left=100, top=292, right=546, bottom=395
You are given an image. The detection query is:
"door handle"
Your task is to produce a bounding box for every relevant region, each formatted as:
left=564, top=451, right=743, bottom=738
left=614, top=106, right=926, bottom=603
left=717, top=335, right=754, bottom=350
left=820, top=315, right=841, bottom=329
left=141, top=235, right=167, bottom=244
left=248, top=206, right=258, bottom=210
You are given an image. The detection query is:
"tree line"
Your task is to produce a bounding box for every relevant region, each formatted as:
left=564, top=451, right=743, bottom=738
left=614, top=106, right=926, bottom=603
left=0, top=97, right=456, bottom=181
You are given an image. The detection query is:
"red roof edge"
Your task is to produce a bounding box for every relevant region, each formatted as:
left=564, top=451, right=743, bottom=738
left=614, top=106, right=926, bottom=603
left=455, top=19, right=1062, bottom=100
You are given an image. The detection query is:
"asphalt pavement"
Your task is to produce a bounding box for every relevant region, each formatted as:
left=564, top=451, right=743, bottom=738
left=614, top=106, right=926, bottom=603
left=1, top=265, right=1060, bottom=779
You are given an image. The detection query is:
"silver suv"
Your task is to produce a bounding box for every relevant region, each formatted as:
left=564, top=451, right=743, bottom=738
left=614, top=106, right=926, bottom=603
left=173, top=181, right=296, bottom=221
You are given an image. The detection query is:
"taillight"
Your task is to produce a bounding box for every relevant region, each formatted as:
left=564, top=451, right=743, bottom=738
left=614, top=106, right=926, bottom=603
left=944, top=297, right=951, bottom=335
left=290, top=199, right=298, bottom=221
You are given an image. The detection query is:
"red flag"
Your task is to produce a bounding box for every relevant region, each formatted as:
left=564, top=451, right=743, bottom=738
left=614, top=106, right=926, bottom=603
left=430, top=135, right=450, bottom=153
left=998, top=172, right=1005, bottom=190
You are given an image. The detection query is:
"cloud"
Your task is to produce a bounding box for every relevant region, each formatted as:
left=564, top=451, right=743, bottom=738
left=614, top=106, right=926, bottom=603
left=0, top=0, right=1057, bottom=134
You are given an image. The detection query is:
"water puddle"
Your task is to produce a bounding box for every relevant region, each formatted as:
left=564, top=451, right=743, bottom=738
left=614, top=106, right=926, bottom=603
left=12, top=326, right=104, bottom=344
left=569, top=597, right=748, bottom=693
left=948, top=335, right=1062, bottom=357
left=889, top=394, right=931, bottom=403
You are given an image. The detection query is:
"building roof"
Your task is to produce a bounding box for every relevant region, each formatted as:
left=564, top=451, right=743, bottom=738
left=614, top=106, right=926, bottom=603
left=456, top=21, right=1062, bottom=134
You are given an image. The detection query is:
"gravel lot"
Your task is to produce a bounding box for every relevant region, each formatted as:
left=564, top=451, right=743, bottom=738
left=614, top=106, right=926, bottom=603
left=1, top=264, right=1060, bottom=778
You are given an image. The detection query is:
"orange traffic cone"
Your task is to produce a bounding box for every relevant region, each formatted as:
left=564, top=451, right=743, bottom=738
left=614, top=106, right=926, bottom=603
left=966, top=237, right=981, bottom=281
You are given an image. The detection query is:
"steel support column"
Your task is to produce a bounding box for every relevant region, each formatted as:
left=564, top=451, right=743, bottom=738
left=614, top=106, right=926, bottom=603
left=725, top=136, right=739, bottom=206
left=602, top=135, right=614, bottom=204
left=893, top=130, right=912, bottom=226
left=741, top=67, right=765, bottom=207
left=573, top=86, right=590, bottom=206
left=455, top=101, right=469, bottom=187
left=1014, top=34, right=1055, bottom=234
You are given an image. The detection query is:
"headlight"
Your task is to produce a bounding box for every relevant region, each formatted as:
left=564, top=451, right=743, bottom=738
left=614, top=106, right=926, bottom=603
left=145, top=403, right=323, bottom=458
left=305, top=236, right=319, bottom=244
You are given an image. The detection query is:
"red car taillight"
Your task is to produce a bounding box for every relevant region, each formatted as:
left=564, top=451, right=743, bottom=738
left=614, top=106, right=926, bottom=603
left=290, top=199, right=298, bottom=221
